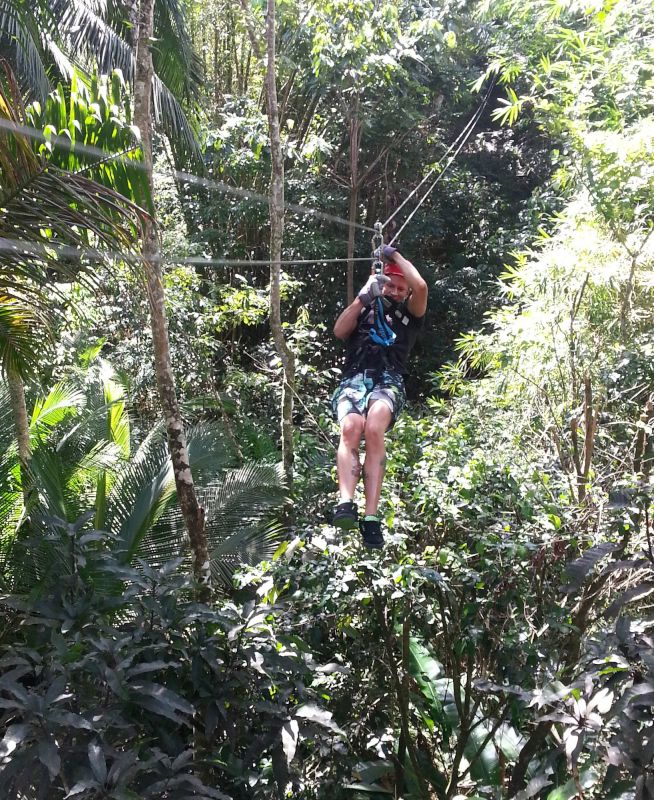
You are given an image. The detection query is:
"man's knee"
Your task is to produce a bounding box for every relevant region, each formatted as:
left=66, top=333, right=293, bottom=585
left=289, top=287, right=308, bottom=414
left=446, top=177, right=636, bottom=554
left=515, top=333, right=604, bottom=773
left=365, top=401, right=392, bottom=440
left=341, top=413, right=365, bottom=444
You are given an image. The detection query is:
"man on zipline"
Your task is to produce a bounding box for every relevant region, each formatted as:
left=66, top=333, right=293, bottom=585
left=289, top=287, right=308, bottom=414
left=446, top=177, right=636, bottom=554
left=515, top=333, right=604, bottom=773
left=332, top=245, right=428, bottom=548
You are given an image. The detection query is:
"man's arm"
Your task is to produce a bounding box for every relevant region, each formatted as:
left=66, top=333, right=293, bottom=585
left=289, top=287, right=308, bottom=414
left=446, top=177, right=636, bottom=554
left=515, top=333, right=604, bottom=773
left=389, top=250, right=428, bottom=318
left=335, top=272, right=390, bottom=339
left=334, top=298, right=364, bottom=340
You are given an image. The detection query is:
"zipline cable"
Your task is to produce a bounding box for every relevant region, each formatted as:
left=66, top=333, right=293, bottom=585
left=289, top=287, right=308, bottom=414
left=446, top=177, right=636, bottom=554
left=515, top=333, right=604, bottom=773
left=381, top=78, right=495, bottom=234
left=381, top=77, right=496, bottom=246
left=173, top=171, right=375, bottom=233
left=3, top=77, right=496, bottom=269
left=389, top=109, right=485, bottom=246
left=0, top=237, right=373, bottom=269
left=0, top=119, right=374, bottom=235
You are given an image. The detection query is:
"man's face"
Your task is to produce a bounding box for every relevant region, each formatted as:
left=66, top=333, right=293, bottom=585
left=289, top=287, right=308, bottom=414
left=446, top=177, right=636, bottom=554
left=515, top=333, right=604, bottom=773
left=382, top=275, right=409, bottom=302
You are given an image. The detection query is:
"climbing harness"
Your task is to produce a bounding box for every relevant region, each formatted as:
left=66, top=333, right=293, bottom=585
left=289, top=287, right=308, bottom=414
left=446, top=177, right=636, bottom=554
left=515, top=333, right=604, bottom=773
left=368, top=221, right=396, bottom=348
left=370, top=295, right=396, bottom=348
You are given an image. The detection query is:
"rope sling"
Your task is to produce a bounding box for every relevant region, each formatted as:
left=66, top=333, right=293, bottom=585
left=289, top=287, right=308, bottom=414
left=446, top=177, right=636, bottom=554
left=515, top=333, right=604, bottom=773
left=369, top=221, right=397, bottom=348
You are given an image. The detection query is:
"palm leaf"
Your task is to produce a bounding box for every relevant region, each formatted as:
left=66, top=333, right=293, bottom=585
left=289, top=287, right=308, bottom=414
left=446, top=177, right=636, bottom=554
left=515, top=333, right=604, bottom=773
left=0, top=382, right=23, bottom=585
left=209, top=520, right=283, bottom=586
left=201, top=462, right=287, bottom=534
left=103, top=375, right=131, bottom=458
left=152, top=0, right=202, bottom=98
left=0, top=381, right=18, bottom=456
left=106, top=421, right=237, bottom=563
left=0, top=0, right=50, bottom=100
left=46, top=0, right=202, bottom=165
left=0, top=68, right=146, bottom=377
left=30, top=382, right=86, bottom=435
left=140, top=462, right=287, bottom=584
left=25, top=73, right=150, bottom=209
left=0, top=297, right=43, bottom=378
left=103, top=422, right=171, bottom=561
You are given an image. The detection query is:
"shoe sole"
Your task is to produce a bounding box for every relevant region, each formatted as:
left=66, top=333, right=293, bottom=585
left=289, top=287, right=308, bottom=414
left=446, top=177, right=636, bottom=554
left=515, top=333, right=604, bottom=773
left=363, top=538, right=384, bottom=549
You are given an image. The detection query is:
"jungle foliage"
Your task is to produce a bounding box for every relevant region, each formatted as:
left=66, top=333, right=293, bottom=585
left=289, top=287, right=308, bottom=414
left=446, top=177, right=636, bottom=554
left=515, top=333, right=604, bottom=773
left=1, top=0, right=653, bottom=798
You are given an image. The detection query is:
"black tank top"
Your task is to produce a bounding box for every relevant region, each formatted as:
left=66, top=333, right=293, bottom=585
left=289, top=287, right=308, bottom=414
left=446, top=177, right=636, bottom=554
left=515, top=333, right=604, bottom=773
left=342, top=299, right=424, bottom=376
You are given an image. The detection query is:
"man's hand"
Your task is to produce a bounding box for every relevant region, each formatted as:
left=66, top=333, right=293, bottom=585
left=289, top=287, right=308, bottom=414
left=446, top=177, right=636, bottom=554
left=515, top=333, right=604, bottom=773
left=373, top=244, right=398, bottom=262
left=357, top=273, right=389, bottom=307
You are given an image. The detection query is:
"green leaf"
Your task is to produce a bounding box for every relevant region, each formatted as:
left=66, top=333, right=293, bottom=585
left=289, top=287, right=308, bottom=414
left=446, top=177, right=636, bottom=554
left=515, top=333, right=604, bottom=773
left=281, top=719, right=299, bottom=765
left=38, top=737, right=61, bottom=778
left=547, top=769, right=599, bottom=800
left=129, top=681, right=195, bottom=725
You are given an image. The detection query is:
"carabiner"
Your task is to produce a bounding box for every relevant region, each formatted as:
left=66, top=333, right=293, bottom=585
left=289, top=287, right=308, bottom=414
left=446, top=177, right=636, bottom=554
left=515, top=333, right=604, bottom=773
left=371, top=220, right=384, bottom=275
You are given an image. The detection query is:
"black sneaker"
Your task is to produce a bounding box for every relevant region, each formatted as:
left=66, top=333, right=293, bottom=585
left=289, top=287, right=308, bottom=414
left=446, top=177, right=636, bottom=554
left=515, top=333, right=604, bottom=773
left=333, top=501, right=358, bottom=530
left=360, top=518, right=384, bottom=549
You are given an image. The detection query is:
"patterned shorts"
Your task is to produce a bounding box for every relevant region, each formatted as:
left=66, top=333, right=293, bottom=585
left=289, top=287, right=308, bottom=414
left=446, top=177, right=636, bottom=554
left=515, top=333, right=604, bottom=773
left=331, top=369, right=406, bottom=428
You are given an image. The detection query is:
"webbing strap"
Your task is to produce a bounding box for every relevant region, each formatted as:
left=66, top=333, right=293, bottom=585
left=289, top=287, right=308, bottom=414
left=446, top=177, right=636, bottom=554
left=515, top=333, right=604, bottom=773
left=370, top=296, right=396, bottom=348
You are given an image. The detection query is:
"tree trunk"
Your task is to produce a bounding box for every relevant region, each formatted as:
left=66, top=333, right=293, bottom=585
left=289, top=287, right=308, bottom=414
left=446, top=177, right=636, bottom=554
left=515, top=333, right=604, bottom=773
left=264, top=0, right=296, bottom=489
left=620, top=252, right=638, bottom=344
left=134, top=0, right=210, bottom=589
left=213, top=22, right=220, bottom=109
left=7, top=368, right=31, bottom=508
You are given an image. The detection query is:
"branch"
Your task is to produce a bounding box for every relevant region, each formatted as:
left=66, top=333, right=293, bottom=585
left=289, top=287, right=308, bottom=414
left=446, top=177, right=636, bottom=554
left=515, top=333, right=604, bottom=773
left=236, top=0, right=263, bottom=59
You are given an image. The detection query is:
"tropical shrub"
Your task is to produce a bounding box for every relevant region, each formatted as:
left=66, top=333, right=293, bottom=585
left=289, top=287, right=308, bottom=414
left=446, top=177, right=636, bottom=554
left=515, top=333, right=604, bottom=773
left=0, top=518, right=339, bottom=800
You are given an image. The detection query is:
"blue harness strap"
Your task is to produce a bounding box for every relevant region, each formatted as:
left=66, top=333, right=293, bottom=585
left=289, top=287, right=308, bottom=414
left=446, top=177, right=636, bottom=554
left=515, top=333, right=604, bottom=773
left=369, top=221, right=396, bottom=348
left=370, top=296, right=396, bottom=347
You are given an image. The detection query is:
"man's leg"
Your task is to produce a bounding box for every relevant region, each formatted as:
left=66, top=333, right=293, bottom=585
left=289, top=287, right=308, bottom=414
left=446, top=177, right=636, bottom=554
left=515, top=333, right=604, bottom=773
left=336, top=412, right=365, bottom=501
left=362, top=400, right=392, bottom=517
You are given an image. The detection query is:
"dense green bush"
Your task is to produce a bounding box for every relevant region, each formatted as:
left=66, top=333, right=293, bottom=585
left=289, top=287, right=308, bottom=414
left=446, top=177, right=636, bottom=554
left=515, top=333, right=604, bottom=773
left=0, top=518, right=341, bottom=800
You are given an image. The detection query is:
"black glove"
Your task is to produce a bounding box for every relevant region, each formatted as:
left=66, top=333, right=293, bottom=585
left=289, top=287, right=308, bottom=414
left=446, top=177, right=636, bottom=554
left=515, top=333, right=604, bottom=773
left=357, top=274, right=390, bottom=306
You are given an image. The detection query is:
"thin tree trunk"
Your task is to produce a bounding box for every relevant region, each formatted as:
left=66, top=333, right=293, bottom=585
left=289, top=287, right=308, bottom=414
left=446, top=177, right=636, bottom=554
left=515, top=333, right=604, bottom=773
left=238, top=0, right=295, bottom=489
left=296, top=92, right=320, bottom=155
left=7, top=368, right=31, bottom=508
left=347, top=181, right=359, bottom=306
left=213, top=22, right=221, bottom=109
left=134, top=0, right=210, bottom=589
left=264, top=0, right=295, bottom=489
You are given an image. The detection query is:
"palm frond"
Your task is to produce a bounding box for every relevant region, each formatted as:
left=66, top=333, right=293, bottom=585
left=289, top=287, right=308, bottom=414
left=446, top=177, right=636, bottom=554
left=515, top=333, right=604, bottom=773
left=0, top=0, right=50, bottom=100
left=0, top=384, right=23, bottom=585
left=0, top=298, right=44, bottom=378
left=151, top=72, right=201, bottom=166
left=103, top=375, right=130, bottom=458
left=201, top=462, right=287, bottom=533
left=139, top=462, right=287, bottom=583
left=0, top=381, right=19, bottom=456
left=209, top=520, right=283, bottom=587
left=30, top=382, right=86, bottom=434
left=47, top=0, right=202, bottom=166
left=0, top=166, right=141, bottom=266
left=153, top=0, right=202, bottom=98
left=44, top=36, right=75, bottom=84
left=105, top=420, right=236, bottom=562
left=26, top=444, right=74, bottom=520
left=26, top=433, right=121, bottom=524
left=25, top=72, right=150, bottom=209
left=0, top=487, right=23, bottom=587
left=104, top=422, right=171, bottom=561
left=49, top=0, right=132, bottom=79
left=0, top=70, right=146, bottom=378
left=70, top=438, right=123, bottom=477
left=183, top=419, right=238, bottom=483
